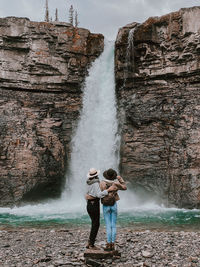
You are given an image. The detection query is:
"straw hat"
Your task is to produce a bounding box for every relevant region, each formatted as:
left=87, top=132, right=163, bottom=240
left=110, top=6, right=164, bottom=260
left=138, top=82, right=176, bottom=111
left=87, top=168, right=100, bottom=178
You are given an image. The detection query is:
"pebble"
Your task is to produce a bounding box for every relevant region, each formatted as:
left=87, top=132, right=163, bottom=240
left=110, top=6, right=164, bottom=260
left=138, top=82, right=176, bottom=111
left=0, top=227, right=199, bottom=266
left=141, top=251, right=153, bottom=258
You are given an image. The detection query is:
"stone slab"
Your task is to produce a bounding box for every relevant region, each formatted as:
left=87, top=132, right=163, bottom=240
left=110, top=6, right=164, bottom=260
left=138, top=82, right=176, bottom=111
left=84, top=249, right=121, bottom=259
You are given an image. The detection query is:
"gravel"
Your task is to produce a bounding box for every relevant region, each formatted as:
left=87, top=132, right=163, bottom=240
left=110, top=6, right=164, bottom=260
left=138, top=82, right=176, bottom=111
left=0, top=226, right=199, bottom=267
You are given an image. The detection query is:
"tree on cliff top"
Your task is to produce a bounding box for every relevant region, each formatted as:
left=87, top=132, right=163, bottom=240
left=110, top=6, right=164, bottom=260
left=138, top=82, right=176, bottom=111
left=68, top=5, right=79, bottom=27
left=55, top=8, right=59, bottom=21
left=69, top=5, right=74, bottom=25
left=75, top=10, right=79, bottom=27
left=45, top=0, right=49, bottom=22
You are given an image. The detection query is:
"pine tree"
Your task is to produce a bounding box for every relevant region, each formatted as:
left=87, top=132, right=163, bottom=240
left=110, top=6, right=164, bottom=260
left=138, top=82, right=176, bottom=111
left=55, top=8, right=59, bottom=21
left=75, top=10, right=79, bottom=27
left=45, top=0, right=49, bottom=22
left=69, top=5, right=74, bottom=25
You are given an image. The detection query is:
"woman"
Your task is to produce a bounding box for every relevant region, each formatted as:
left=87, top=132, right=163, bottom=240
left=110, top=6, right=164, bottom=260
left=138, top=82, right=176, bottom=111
left=85, top=168, right=115, bottom=249
left=100, top=168, right=127, bottom=251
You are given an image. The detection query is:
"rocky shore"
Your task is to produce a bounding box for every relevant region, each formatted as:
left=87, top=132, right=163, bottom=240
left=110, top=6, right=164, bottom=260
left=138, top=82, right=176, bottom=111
left=0, top=226, right=199, bottom=267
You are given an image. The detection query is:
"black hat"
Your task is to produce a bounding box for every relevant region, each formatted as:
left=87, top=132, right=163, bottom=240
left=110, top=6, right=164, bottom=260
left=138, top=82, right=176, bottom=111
left=103, top=168, right=117, bottom=180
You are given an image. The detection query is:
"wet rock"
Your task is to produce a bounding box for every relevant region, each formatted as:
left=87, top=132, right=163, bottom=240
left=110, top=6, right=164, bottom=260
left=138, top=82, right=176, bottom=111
left=115, top=6, right=200, bottom=208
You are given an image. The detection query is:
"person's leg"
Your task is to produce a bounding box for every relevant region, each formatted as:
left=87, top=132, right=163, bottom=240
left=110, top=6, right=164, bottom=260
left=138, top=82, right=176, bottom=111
left=103, top=205, right=112, bottom=250
left=110, top=202, right=117, bottom=249
left=87, top=200, right=100, bottom=246
left=103, top=205, right=112, bottom=243
left=91, top=201, right=100, bottom=245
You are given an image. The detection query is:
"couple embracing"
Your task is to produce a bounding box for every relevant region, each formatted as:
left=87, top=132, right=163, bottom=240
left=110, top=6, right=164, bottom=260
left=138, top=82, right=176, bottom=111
left=85, top=168, right=127, bottom=251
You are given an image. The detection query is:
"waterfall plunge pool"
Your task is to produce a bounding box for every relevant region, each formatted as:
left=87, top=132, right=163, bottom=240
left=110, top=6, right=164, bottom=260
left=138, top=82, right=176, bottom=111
left=0, top=202, right=199, bottom=231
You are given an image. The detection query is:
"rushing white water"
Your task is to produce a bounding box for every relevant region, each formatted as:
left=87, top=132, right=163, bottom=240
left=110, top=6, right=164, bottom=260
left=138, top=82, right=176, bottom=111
left=61, top=40, right=120, bottom=202
left=124, top=27, right=136, bottom=82
left=126, top=28, right=135, bottom=63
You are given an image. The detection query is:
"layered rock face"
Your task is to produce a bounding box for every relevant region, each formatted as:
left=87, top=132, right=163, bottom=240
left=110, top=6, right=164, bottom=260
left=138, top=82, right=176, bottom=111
left=0, top=17, right=104, bottom=206
left=115, top=7, right=200, bottom=208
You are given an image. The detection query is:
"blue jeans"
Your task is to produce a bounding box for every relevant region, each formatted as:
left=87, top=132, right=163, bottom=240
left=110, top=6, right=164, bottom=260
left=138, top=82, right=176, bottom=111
left=103, top=202, right=117, bottom=243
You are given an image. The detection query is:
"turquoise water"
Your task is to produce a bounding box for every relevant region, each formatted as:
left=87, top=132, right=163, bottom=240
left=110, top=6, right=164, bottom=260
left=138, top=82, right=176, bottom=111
left=0, top=206, right=199, bottom=230
left=117, top=209, right=200, bottom=230
left=0, top=191, right=199, bottom=230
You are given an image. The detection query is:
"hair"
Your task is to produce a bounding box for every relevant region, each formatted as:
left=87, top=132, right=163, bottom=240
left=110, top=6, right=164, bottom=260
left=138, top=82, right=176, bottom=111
left=103, top=168, right=117, bottom=180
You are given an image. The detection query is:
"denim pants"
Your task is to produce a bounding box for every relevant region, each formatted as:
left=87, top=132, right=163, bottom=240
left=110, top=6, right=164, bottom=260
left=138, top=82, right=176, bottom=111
left=103, top=202, right=117, bottom=243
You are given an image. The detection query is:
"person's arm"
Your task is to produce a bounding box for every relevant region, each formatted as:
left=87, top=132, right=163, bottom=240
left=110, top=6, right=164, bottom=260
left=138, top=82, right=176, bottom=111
left=100, top=181, right=118, bottom=192
left=88, top=183, right=117, bottom=199
left=89, top=183, right=108, bottom=199
left=100, top=181, right=106, bottom=191
left=114, top=176, right=127, bottom=190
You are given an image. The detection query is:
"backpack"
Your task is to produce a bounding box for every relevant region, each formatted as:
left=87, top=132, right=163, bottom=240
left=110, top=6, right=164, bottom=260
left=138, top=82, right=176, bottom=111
left=101, top=182, right=116, bottom=206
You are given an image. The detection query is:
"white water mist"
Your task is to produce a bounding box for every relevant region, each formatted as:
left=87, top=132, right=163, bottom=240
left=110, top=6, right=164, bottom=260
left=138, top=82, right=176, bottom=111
left=62, top=40, right=120, bottom=202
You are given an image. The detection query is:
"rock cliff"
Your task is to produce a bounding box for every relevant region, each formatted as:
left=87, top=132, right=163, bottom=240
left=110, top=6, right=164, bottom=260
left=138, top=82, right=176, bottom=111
left=0, top=17, right=104, bottom=206
left=115, top=6, right=200, bottom=208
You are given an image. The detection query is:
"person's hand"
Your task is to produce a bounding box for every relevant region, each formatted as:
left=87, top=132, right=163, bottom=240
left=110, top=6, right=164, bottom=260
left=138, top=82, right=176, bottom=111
left=107, top=184, right=118, bottom=192
left=114, top=181, right=121, bottom=186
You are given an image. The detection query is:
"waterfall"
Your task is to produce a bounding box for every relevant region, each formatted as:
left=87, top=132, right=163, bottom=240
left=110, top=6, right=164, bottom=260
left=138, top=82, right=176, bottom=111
left=126, top=28, right=135, bottom=64
left=61, top=40, right=120, bottom=204
left=124, top=27, right=136, bottom=82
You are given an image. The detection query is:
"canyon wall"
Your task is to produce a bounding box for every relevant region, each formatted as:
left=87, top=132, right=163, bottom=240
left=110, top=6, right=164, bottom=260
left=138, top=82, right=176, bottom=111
left=115, top=6, right=200, bottom=208
left=0, top=17, right=104, bottom=206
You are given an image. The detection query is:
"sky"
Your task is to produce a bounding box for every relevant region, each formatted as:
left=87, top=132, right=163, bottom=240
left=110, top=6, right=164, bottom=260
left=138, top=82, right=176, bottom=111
left=0, top=0, right=200, bottom=40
